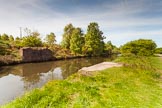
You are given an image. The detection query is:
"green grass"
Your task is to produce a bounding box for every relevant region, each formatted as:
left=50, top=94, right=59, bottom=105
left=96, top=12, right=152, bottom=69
left=1, top=57, right=162, bottom=108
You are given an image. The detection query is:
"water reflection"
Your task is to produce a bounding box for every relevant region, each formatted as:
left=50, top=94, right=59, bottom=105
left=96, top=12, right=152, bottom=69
left=0, top=56, right=115, bottom=105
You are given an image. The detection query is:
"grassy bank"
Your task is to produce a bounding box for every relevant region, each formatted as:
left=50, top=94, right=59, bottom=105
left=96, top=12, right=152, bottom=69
left=1, top=56, right=162, bottom=108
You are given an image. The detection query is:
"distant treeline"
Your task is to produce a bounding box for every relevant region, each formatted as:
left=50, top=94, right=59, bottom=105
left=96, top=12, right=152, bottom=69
left=0, top=22, right=161, bottom=58
left=0, top=22, right=119, bottom=57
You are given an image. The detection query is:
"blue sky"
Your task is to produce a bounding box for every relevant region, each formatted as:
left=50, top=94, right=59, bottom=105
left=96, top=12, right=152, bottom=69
left=0, top=0, right=162, bottom=47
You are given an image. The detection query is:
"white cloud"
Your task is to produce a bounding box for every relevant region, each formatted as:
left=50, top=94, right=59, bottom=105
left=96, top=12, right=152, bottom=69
left=0, top=0, right=162, bottom=47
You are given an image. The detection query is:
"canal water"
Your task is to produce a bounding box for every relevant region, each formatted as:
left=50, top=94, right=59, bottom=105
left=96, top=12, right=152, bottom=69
left=0, top=57, right=115, bottom=105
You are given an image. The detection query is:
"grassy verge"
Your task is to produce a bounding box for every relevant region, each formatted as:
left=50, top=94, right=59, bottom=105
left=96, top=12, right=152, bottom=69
left=1, top=56, right=162, bottom=108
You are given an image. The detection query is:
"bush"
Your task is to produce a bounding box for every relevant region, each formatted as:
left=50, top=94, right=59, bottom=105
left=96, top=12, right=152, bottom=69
left=21, top=36, right=42, bottom=47
left=0, top=40, right=11, bottom=55
left=115, top=54, right=156, bottom=71
left=121, top=39, right=157, bottom=56
left=155, top=48, right=162, bottom=54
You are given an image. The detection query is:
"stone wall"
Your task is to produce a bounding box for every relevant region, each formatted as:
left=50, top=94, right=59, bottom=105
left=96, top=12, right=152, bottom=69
left=20, top=47, right=55, bottom=62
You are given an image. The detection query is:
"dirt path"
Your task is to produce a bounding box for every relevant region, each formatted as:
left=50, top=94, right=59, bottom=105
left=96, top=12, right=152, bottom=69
left=79, top=62, right=122, bottom=72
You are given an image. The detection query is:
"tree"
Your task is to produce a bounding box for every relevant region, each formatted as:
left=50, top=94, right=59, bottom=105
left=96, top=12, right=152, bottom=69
left=14, top=37, right=22, bottom=48
left=104, top=41, right=113, bottom=54
left=70, top=28, right=84, bottom=54
left=45, top=32, right=56, bottom=46
left=104, top=41, right=117, bottom=55
left=21, top=36, right=42, bottom=47
left=15, top=37, right=20, bottom=40
left=9, top=35, right=14, bottom=41
left=31, top=31, right=40, bottom=38
left=121, top=39, right=157, bottom=56
left=104, top=41, right=119, bottom=54
left=21, top=31, right=42, bottom=47
left=155, top=47, right=162, bottom=54
left=0, top=40, right=6, bottom=55
left=61, top=24, right=75, bottom=49
left=1, top=33, right=9, bottom=41
left=84, top=22, right=105, bottom=56
left=0, top=39, right=11, bottom=55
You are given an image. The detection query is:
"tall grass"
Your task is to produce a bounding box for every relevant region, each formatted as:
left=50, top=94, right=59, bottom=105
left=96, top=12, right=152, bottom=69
left=115, top=55, right=155, bottom=70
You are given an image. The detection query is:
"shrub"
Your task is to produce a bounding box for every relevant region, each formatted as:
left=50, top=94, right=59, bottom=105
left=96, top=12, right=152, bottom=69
left=121, top=39, right=157, bottom=56
left=155, top=47, right=162, bottom=54
left=21, top=36, right=42, bottom=47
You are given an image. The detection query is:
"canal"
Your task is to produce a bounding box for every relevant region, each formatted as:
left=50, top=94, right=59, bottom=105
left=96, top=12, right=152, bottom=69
left=0, top=57, right=115, bottom=105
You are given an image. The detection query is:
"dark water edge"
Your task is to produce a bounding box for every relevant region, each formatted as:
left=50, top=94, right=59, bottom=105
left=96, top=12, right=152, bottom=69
left=0, top=56, right=116, bottom=105
left=0, top=55, right=86, bottom=66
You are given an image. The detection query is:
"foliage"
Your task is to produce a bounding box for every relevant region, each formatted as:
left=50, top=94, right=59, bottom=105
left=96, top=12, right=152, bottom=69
left=0, top=30, right=43, bottom=48
left=19, top=29, right=42, bottom=47
left=70, top=28, right=84, bottom=54
left=1, top=34, right=9, bottom=41
left=104, top=41, right=119, bottom=55
left=3, top=57, right=162, bottom=108
left=84, top=22, right=105, bottom=56
left=48, top=44, right=75, bottom=58
left=115, top=54, right=157, bottom=71
left=9, top=35, right=14, bottom=41
left=31, top=31, right=40, bottom=38
left=12, top=37, right=23, bottom=48
left=155, top=47, right=162, bottom=54
left=21, top=36, right=42, bottom=47
left=45, top=32, right=56, bottom=46
left=15, top=30, right=43, bottom=47
left=61, top=24, right=75, bottom=49
left=0, top=41, right=7, bottom=55
left=0, top=34, right=18, bottom=56
left=121, top=39, right=157, bottom=56
left=0, top=40, right=11, bottom=55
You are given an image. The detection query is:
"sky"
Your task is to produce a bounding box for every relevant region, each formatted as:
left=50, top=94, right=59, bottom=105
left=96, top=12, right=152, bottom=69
left=0, top=0, right=162, bottom=47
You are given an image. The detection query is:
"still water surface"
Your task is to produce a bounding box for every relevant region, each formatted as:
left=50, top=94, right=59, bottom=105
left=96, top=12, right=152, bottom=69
left=0, top=57, right=114, bottom=105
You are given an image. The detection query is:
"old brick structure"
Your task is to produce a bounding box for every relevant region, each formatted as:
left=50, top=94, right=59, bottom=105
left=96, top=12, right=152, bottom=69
left=20, top=47, right=55, bottom=62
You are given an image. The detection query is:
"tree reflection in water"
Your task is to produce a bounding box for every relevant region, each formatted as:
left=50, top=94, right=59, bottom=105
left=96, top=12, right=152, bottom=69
left=0, top=56, right=116, bottom=105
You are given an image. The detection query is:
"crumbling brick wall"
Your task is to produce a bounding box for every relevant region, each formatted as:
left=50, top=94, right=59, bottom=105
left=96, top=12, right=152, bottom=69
left=20, top=47, right=55, bottom=62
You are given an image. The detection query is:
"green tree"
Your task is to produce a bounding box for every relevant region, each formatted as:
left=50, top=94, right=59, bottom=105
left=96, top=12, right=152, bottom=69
left=84, top=22, right=105, bottom=56
left=0, top=40, right=6, bottom=55
left=9, top=35, right=14, bottom=41
left=14, top=37, right=22, bottom=48
left=1, top=33, right=9, bottom=41
left=15, top=37, right=20, bottom=40
left=70, top=28, right=84, bottom=54
left=155, top=47, right=162, bottom=54
left=104, top=41, right=119, bottom=54
left=0, top=39, right=11, bottom=55
left=104, top=41, right=114, bottom=54
left=61, top=24, right=75, bottom=49
left=45, top=32, right=56, bottom=46
left=21, top=31, right=42, bottom=47
left=21, top=36, right=42, bottom=47
left=121, top=39, right=157, bottom=56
